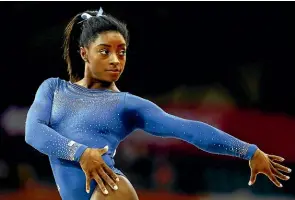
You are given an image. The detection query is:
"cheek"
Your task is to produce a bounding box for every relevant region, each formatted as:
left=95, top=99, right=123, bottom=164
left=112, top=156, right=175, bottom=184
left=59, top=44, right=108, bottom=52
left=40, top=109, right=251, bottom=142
left=120, top=58, right=127, bottom=67
left=90, top=53, right=102, bottom=63
left=89, top=55, right=106, bottom=70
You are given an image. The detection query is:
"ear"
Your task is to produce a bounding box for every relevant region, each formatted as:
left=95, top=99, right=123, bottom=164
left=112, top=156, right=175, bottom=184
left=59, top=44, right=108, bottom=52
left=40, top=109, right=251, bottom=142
left=80, top=47, right=88, bottom=62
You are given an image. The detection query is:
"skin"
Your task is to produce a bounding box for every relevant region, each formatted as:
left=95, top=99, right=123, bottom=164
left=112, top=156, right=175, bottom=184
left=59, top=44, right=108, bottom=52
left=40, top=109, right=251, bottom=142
left=77, top=31, right=126, bottom=91
left=75, top=31, right=291, bottom=199
left=249, top=149, right=291, bottom=187
left=90, top=175, right=139, bottom=200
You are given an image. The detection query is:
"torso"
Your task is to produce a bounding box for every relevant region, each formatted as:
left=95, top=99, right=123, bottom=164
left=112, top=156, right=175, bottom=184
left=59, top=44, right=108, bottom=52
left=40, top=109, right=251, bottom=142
left=49, top=78, right=132, bottom=200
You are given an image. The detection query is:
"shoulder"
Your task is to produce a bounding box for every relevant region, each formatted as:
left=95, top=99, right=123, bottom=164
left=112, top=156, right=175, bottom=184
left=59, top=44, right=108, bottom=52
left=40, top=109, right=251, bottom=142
left=125, top=92, right=154, bottom=102
left=124, top=92, right=144, bottom=102
left=124, top=92, right=159, bottom=108
left=41, top=77, right=58, bottom=85
left=37, top=77, right=64, bottom=93
left=40, top=77, right=68, bottom=88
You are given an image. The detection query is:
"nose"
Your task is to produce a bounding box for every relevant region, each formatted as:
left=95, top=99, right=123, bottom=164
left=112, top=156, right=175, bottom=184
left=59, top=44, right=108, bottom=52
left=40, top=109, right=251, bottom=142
left=109, top=53, right=120, bottom=66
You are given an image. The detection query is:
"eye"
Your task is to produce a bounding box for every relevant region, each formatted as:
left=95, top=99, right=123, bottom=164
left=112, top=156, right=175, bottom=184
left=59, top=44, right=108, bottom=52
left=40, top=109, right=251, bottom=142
left=118, top=50, right=126, bottom=56
left=99, top=49, right=109, bottom=55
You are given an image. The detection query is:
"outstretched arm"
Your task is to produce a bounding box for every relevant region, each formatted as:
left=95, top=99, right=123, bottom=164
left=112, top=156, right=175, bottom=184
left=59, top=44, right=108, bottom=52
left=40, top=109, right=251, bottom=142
left=124, top=93, right=291, bottom=187
left=25, top=78, right=88, bottom=162
left=124, top=93, right=257, bottom=160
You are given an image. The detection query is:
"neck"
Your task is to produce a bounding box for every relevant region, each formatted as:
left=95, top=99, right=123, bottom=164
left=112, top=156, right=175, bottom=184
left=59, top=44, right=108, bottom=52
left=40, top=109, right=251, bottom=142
left=75, top=78, right=120, bottom=92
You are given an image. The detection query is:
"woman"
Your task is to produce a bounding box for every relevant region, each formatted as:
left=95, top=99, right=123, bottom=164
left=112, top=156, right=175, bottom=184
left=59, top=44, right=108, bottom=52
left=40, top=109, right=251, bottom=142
left=25, top=8, right=291, bottom=200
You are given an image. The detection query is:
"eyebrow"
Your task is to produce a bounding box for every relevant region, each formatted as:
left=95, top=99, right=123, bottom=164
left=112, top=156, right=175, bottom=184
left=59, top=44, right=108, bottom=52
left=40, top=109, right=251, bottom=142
left=97, top=44, right=126, bottom=47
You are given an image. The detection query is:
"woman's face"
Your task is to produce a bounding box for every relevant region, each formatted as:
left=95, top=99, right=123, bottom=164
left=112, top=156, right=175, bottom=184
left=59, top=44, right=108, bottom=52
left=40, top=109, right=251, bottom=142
left=80, top=31, right=127, bottom=83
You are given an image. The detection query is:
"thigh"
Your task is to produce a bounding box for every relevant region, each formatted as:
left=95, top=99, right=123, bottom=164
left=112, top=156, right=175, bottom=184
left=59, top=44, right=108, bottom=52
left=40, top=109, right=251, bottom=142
left=90, top=175, right=139, bottom=200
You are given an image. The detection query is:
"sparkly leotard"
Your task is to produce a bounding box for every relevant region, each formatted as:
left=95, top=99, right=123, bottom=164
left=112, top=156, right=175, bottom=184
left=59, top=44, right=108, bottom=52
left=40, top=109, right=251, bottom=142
left=25, top=78, right=258, bottom=200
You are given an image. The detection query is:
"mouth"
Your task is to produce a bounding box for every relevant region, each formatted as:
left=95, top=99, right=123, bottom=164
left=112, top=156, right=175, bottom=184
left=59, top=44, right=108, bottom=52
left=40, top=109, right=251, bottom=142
left=106, top=69, right=120, bottom=72
left=106, top=69, right=121, bottom=75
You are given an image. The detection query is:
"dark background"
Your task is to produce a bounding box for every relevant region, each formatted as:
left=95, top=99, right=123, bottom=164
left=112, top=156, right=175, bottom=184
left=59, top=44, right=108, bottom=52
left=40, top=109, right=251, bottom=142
left=0, top=2, right=294, bottom=200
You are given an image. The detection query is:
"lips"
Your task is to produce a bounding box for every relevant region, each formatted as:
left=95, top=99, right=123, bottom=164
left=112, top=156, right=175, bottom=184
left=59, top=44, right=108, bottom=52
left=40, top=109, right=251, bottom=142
left=106, top=69, right=121, bottom=77
left=106, top=69, right=120, bottom=72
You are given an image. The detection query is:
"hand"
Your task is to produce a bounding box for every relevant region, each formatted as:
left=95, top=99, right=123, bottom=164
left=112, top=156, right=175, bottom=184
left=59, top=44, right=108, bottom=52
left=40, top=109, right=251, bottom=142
left=249, top=149, right=292, bottom=187
left=79, top=146, right=119, bottom=194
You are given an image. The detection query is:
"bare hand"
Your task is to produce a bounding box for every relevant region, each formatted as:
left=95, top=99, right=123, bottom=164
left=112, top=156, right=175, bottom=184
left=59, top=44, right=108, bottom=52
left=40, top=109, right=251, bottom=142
left=79, top=146, right=119, bottom=194
left=249, top=149, right=292, bottom=187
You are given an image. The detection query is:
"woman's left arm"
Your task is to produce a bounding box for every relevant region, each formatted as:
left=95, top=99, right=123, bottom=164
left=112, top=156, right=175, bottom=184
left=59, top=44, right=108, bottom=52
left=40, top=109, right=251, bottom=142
left=124, top=93, right=257, bottom=160
left=123, top=93, right=291, bottom=187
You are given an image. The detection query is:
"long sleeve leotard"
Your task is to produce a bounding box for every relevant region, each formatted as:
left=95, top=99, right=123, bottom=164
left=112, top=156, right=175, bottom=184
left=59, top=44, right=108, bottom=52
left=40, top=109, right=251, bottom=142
left=25, top=78, right=258, bottom=200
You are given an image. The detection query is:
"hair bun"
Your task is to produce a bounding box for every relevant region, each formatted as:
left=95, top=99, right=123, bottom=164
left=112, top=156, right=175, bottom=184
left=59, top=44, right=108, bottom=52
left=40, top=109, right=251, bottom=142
left=81, top=13, right=93, bottom=20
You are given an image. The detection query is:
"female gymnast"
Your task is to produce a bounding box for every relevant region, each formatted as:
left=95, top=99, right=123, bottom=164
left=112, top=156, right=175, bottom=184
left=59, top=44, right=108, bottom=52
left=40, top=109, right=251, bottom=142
left=25, top=8, right=291, bottom=200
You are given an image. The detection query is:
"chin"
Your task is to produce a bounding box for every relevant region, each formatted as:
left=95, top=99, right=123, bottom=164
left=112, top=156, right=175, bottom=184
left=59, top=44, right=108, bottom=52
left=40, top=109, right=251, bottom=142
left=108, top=75, right=121, bottom=82
left=95, top=75, right=120, bottom=83
left=110, top=78, right=120, bottom=83
left=103, top=77, right=120, bottom=83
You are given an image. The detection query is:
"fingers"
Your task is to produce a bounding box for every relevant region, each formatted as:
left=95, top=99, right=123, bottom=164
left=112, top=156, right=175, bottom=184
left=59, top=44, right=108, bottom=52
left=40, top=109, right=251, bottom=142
left=268, top=154, right=285, bottom=162
left=82, top=146, right=120, bottom=195
left=85, top=174, right=91, bottom=193
left=270, top=165, right=290, bottom=181
left=93, top=173, right=109, bottom=195
left=270, top=160, right=292, bottom=173
left=98, top=167, right=118, bottom=191
left=98, top=145, right=109, bottom=155
left=103, top=163, right=120, bottom=182
left=266, top=171, right=282, bottom=188
left=249, top=171, right=257, bottom=186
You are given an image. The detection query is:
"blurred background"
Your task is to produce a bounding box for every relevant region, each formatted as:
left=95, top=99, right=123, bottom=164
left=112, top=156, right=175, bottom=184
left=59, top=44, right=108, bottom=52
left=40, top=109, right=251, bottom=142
left=0, top=1, right=294, bottom=200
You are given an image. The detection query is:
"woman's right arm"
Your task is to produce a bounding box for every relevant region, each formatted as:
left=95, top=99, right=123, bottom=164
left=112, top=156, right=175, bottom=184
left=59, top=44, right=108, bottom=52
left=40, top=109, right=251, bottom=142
left=25, top=78, right=88, bottom=162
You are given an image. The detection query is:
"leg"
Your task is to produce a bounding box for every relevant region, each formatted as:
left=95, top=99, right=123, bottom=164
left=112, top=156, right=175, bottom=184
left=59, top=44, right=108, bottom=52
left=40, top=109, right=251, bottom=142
left=90, top=175, right=139, bottom=200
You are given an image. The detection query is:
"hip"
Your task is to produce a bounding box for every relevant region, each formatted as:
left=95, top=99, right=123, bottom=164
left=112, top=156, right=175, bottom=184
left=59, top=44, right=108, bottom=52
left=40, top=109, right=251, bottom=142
left=90, top=175, right=138, bottom=200
left=49, top=157, right=124, bottom=200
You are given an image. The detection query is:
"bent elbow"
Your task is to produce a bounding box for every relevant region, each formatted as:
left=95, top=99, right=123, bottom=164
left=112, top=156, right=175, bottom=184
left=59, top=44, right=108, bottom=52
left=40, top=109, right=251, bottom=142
left=25, top=128, right=33, bottom=146
left=24, top=121, right=36, bottom=147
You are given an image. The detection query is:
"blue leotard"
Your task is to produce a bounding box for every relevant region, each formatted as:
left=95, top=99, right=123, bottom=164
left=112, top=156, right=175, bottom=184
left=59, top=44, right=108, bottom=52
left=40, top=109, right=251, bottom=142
left=25, top=78, right=258, bottom=200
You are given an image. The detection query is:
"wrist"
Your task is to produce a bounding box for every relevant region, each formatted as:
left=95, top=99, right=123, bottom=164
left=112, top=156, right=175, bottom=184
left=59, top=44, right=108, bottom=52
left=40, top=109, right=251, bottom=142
left=76, top=146, right=89, bottom=163
left=246, top=144, right=259, bottom=160
left=251, top=148, right=262, bottom=161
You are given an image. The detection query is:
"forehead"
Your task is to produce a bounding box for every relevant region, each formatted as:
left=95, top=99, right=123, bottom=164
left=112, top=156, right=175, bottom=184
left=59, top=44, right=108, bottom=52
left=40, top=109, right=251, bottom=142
left=92, top=31, right=126, bottom=46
